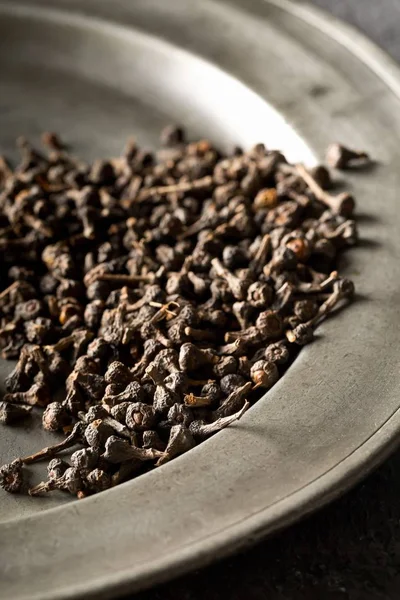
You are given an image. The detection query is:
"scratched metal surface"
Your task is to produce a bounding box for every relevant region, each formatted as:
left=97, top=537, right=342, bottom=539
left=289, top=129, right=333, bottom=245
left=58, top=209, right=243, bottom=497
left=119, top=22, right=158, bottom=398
left=1, top=1, right=400, bottom=599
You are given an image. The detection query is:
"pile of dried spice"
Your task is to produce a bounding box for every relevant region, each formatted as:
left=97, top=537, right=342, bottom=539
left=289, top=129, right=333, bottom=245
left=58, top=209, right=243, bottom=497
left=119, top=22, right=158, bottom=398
left=0, top=128, right=367, bottom=497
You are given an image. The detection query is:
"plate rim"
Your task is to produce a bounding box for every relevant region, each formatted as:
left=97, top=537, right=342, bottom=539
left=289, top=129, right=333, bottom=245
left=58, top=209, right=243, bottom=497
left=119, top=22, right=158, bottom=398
left=1, top=1, right=400, bottom=598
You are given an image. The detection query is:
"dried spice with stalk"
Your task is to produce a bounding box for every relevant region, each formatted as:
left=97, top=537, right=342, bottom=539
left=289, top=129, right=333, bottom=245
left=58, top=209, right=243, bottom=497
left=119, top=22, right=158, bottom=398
left=0, top=130, right=361, bottom=498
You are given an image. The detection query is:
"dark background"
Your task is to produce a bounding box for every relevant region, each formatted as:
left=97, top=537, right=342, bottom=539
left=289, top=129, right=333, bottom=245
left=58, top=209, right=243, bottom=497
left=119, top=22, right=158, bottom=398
left=129, top=2, right=400, bottom=599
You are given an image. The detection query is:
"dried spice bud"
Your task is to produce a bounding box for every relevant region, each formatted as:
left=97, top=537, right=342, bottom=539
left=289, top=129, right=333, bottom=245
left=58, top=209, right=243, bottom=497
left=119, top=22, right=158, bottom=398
left=167, top=403, right=194, bottom=428
left=294, top=164, right=355, bottom=217
left=71, top=448, right=99, bottom=471
left=142, top=430, right=166, bottom=451
left=4, top=353, right=30, bottom=392
left=264, top=342, right=290, bottom=365
left=0, top=401, right=32, bottom=425
left=0, top=128, right=358, bottom=500
left=0, top=460, right=23, bottom=493
left=3, top=382, right=51, bottom=407
left=104, top=361, right=133, bottom=387
left=191, top=401, right=250, bottom=439
left=255, top=310, right=283, bottom=339
left=42, top=402, right=71, bottom=431
left=222, top=246, right=249, bottom=270
left=326, top=143, right=370, bottom=169
left=247, top=282, right=272, bottom=308
left=250, top=360, right=279, bottom=388
left=253, top=188, right=278, bottom=209
left=310, top=165, right=331, bottom=189
left=220, top=374, right=246, bottom=395
left=102, top=381, right=145, bottom=407
left=103, top=436, right=163, bottom=463
left=29, top=466, right=84, bottom=497
left=83, top=405, right=109, bottom=423
left=286, top=322, right=314, bottom=345
left=213, top=356, right=238, bottom=378
left=14, top=299, right=43, bottom=321
left=84, top=300, right=105, bottom=329
left=213, top=382, right=252, bottom=419
left=178, top=343, right=218, bottom=372
left=86, top=469, right=111, bottom=493
left=160, top=124, right=185, bottom=146
left=156, top=424, right=195, bottom=466
left=47, top=458, right=69, bottom=480
left=294, top=299, right=319, bottom=322
left=164, top=371, right=189, bottom=394
left=110, top=402, right=131, bottom=423
left=211, top=258, right=250, bottom=300
left=153, top=385, right=180, bottom=414
left=62, top=467, right=85, bottom=495
left=86, top=337, right=109, bottom=359
left=84, top=419, right=115, bottom=449
left=125, top=403, right=157, bottom=431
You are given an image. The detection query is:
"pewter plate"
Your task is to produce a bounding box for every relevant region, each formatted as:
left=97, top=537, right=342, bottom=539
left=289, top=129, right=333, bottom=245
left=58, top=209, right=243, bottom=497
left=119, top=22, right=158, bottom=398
left=1, top=1, right=400, bottom=598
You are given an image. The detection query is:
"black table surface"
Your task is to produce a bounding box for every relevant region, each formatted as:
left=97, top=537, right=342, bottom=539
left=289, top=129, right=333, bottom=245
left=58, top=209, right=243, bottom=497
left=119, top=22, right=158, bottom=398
left=127, top=2, right=400, bottom=599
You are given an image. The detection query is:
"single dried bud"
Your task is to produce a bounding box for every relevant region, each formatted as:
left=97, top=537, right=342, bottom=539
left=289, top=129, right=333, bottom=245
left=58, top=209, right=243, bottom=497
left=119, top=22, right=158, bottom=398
left=255, top=310, right=283, bottom=339
left=71, top=448, right=99, bottom=471
left=0, top=459, right=23, bottom=493
left=160, top=124, right=185, bottom=146
left=0, top=402, right=32, bottom=425
left=86, top=469, right=112, bottom=493
left=286, top=323, right=314, bottom=345
left=286, top=237, right=310, bottom=262
left=213, top=356, right=238, bottom=378
left=3, top=382, right=51, bottom=407
left=62, top=467, right=84, bottom=495
left=167, top=403, right=194, bottom=427
left=157, top=424, right=195, bottom=466
left=335, top=277, right=355, bottom=298
left=142, top=430, right=166, bottom=451
left=164, top=371, right=189, bottom=393
left=247, top=282, right=272, bottom=308
left=103, top=381, right=145, bottom=407
left=220, top=374, right=246, bottom=395
left=42, top=402, right=71, bottom=432
left=178, top=343, right=218, bottom=372
left=125, top=403, right=157, bottom=430
left=110, top=402, right=131, bottom=423
left=84, top=419, right=115, bottom=449
left=326, top=143, right=369, bottom=169
left=87, top=337, right=109, bottom=359
left=103, top=435, right=163, bottom=463
left=250, top=360, right=279, bottom=389
left=104, top=361, right=133, bottom=387
left=153, top=386, right=180, bottom=414
left=264, top=342, right=290, bottom=365
left=253, top=188, right=277, bottom=209
left=47, top=458, right=69, bottom=480
left=84, top=405, right=109, bottom=423
left=294, top=299, right=319, bottom=322
left=14, top=299, right=43, bottom=321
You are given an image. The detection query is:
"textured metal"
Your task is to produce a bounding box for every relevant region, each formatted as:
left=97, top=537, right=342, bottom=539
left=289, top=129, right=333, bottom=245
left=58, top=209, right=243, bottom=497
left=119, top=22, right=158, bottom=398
left=1, top=1, right=400, bottom=598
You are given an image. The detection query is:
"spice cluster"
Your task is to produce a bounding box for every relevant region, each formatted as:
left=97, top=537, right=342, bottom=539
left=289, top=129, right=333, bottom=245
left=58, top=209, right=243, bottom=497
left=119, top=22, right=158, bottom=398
left=0, top=128, right=364, bottom=497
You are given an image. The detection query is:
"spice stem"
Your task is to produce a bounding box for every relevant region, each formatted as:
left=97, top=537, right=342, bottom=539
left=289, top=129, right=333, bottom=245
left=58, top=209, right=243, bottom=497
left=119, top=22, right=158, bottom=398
left=21, top=423, right=83, bottom=465
left=137, top=175, right=213, bottom=201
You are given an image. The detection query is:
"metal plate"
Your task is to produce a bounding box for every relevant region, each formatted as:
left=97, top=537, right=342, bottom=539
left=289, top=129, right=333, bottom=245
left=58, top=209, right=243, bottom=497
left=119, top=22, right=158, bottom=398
left=1, top=0, right=400, bottom=598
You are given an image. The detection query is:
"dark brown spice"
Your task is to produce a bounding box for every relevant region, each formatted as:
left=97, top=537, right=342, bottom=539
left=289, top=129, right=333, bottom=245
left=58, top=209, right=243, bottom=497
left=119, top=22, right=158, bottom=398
left=0, top=128, right=360, bottom=497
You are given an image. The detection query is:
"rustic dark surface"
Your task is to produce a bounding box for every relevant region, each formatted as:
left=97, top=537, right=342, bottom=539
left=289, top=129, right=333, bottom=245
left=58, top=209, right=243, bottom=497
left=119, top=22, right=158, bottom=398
left=127, top=2, right=400, bottom=599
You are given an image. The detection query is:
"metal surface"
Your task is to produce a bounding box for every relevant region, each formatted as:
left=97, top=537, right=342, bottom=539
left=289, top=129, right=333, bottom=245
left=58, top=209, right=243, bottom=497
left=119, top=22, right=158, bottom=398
left=0, top=0, right=400, bottom=598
